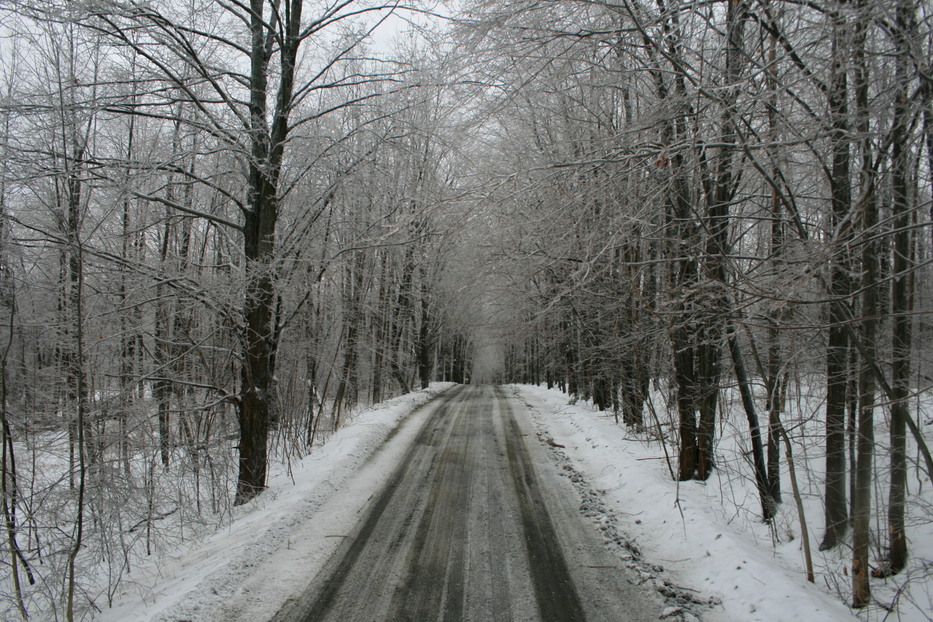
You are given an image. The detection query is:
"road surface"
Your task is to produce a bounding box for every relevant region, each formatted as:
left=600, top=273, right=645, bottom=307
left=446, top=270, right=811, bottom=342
left=273, top=385, right=664, bottom=622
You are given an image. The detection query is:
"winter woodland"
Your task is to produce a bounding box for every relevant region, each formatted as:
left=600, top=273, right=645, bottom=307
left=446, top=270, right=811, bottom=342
left=0, top=0, right=931, bottom=619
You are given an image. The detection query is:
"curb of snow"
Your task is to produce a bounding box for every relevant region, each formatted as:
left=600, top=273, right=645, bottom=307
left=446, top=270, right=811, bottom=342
left=511, top=383, right=858, bottom=622
left=97, top=383, right=454, bottom=622
left=514, top=385, right=717, bottom=622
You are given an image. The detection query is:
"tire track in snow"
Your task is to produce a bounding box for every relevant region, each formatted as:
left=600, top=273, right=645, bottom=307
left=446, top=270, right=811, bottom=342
left=275, top=385, right=665, bottom=622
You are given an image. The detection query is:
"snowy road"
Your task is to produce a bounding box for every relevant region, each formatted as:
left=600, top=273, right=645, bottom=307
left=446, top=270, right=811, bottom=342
left=272, top=384, right=664, bottom=622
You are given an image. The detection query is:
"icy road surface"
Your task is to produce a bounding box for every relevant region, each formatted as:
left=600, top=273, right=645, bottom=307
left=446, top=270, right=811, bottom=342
left=273, top=384, right=664, bottom=622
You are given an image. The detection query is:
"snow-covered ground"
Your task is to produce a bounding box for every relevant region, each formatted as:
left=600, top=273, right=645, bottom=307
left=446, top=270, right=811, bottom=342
left=92, top=381, right=931, bottom=622
left=514, top=383, right=932, bottom=622
left=95, top=384, right=455, bottom=622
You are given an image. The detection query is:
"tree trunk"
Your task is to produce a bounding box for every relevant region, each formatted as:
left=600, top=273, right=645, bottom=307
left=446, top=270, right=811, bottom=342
left=237, top=256, right=276, bottom=504
left=235, top=0, right=303, bottom=504
left=851, top=0, right=876, bottom=604
left=65, top=197, right=87, bottom=622
left=820, top=1, right=853, bottom=550
left=154, top=130, right=181, bottom=470
left=694, top=0, right=748, bottom=482
left=673, top=322, right=698, bottom=480
left=371, top=254, right=390, bottom=403
left=884, top=0, right=917, bottom=575
left=119, top=77, right=138, bottom=477
left=334, top=253, right=365, bottom=428
left=388, top=243, right=416, bottom=392
left=153, top=285, right=172, bottom=469
left=729, top=328, right=775, bottom=520
left=0, top=92, right=32, bottom=614
left=764, top=9, right=785, bottom=507
left=417, top=276, right=433, bottom=390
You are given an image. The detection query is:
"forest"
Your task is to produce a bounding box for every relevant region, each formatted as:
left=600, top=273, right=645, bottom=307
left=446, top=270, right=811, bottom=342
left=0, top=0, right=931, bottom=619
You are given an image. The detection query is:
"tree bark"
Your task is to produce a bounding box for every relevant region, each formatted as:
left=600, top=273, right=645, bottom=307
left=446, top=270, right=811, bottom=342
left=417, top=282, right=433, bottom=390
left=764, top=7, right=785, bottom=506
left=235, top=0, right=304, bottom=505
left=883, top=0, right=917, bottom=575
left=728, top=329, right=775, bottom=520
left=820, top=0, right=853, bottom=551
left=851, top=0, right=876, bottom=604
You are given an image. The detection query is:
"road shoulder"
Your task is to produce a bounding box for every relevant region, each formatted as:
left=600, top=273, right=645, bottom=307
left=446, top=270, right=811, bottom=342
left=508, top=384, right=714, bottom=622
left=97, top=384, right=455, bottom=622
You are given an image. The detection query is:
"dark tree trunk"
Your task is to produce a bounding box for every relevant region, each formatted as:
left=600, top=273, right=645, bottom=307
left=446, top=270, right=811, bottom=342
left=668, top=144, right=700, bottom=481
left=820, top=2, right=853, bottom=550
left=417, top=279, right=433, bottom=390
left=237, top=258, right=276, bottom=504
left=851, top=1, right=876, bottom=604
left=388, top=243, right=416, bottom=392
left=765, top=330, right=785, bottom=504
left=646, top=0, right=707, bottom=482
left=235, top=0, right=303, bottom=505
left=620, top=353, right=648, bottom=428
left=846, top=343, right=858, bottom=507
left=764, top=11, right=785, bottom=507
left=334, top=253, right=366, bottom=427
left=371, top=255, right=390, bottom=403
left=694, top=330, right=720, bottom=481
left=728, top=328, right=775, bottom=520
left=618, top=241, right=649, bottom=429
left=454, top=335, right=467, bottom=384
left=564, top=318, right=579, bottom=397
left=592, top=370, right=612, bottom=412
left=693, top=0, right=748, bottom=482
left=884, top=0, right=917, bottom=575
left=154, top=293, right=171, bottom=469
left=673, top=323, right=698, bottom=480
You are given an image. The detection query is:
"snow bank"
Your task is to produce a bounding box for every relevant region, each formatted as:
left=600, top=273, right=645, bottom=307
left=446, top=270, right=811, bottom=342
left=93, top=380, right=932, bottom=622
left=514, top=382, right=933, bottom=622
left=95, top=383, right=453, bottom=622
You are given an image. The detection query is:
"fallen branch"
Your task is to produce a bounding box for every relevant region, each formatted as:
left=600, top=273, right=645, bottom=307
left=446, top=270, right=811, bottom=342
left=128, top=508, right=178, bottom=533
left=537, top=433, right=565, bottom=448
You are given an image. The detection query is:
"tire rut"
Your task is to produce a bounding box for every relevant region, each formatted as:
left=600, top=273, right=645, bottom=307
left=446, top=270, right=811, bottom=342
left=273, top=385, right=664, bottom=622
left=496, top=386, right=586, bottom=622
